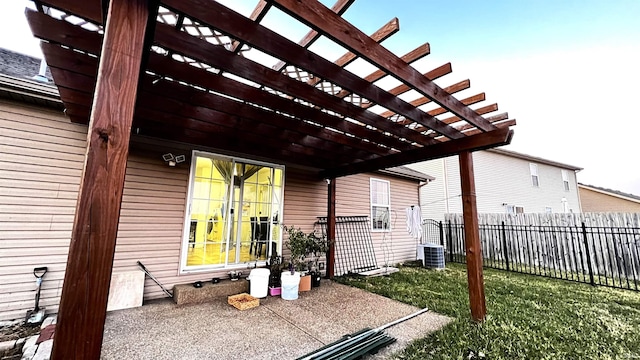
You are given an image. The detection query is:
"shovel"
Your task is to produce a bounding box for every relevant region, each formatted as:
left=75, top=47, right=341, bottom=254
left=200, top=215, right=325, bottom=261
left=25, top=266, right=48, bottom=326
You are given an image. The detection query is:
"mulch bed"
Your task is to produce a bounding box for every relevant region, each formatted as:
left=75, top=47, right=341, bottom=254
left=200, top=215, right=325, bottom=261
left=0, top=322, right=40, bottom=360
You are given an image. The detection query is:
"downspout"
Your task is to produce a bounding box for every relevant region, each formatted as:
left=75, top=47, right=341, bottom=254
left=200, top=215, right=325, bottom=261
left=575, top=170, right=583, bottom=213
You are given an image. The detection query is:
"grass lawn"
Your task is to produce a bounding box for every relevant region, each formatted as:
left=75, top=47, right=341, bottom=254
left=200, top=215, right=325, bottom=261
left=337, top=263, right=640, bottom=359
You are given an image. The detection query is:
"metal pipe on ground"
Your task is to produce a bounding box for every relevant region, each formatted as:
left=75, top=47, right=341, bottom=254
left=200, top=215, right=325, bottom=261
left=296, top=307, right=429, bottom=360
left=137, top=261, right=174, bottom=298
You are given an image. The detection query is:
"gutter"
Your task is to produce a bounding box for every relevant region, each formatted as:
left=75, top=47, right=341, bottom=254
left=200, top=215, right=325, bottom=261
left=0, top=73, right=62, bottom=105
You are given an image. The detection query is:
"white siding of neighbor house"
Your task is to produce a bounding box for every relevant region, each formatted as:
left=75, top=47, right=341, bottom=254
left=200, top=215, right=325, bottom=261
left=406, top=151, right=581, bottom=222
left=405, top=160, right=447, bottom=222
left=0, top=99, right=423, bottom=320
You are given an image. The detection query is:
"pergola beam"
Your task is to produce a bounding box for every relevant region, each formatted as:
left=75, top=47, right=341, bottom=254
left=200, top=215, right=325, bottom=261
left=50, top=0, right=150, bottom=358
left=229, top=0, right=270, bottom=53
left=392, top=79, right=471, bottom=121
left=153, top=22, right=432, bottom=146
left=34, top=27, right=401, bottom=156
left=320, top=127, right=514, bottom=179
left=163, top=0, right=462, bottom=140
left=144, top=55, right=400, bottom=154
left=272, top=0, right=355, bottom=71
left=333, top=43, right=431, bottom=100
left=307, top=17, right=399, bottom=86
left=269, top=0, right=496, bottom=133
left=38, top=0, right=102, bottom=23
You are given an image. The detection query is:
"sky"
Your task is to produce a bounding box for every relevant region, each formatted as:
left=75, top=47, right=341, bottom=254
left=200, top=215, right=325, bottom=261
left=1, top=1, right=640, bottom=194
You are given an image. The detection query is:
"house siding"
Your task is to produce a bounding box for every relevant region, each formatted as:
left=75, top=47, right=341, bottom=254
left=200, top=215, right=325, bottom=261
left=335, top=174, right=420, bottom=268
left=0, top=99, right=423, bottom=320
left=407, top=151, right=582, bottom=221
left=579, top=187, right=640, bottom=213
left=404, top=160, right=447, bottom=221
left=0, top=100, right=84, bottom=321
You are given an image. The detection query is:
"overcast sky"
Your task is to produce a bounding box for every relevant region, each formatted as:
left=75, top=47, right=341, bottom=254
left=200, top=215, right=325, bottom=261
left=1, top=1, right=640, bottom=194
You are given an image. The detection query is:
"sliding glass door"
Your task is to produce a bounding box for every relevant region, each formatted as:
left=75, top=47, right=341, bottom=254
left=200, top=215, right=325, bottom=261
left=182, top=152, right=283, bottom=271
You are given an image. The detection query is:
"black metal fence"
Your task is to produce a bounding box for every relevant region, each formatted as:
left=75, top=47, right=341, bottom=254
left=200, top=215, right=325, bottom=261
left=422, top=219, right=640, bottom=291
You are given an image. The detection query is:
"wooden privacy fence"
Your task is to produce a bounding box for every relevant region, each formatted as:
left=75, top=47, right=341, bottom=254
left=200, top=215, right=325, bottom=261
left=423, top=213, right=640, bottom=291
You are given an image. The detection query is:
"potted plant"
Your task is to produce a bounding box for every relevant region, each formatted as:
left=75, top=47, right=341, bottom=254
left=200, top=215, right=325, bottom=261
left=284, top=225, right=314, bottom=292
left=266, top=254, right=285, bottom=296
left=307, top=231, right=330, bottom=287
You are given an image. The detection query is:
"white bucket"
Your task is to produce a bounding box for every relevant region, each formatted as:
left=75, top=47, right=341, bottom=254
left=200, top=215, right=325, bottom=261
left=281, top=272, right=300, bottom=300
left=248, top=268, right=270, bottom=298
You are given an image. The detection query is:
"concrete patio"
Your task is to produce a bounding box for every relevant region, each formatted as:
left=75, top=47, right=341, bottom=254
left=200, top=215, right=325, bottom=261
left=101, top=281, right=451, bottom=359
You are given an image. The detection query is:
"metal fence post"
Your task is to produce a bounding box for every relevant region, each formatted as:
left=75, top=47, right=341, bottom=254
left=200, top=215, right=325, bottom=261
left=582, top=222, right=595, bottom=286
left=447, top=220, right=454, bottom=263
left=439, top=221, right=444, bottom=248
left=501, top=221, right=510, bottom=271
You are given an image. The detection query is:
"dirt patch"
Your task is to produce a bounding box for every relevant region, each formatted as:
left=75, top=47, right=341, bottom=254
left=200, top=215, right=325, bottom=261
left=0, top=322, right=40, bottom=360
left=0, top=322, right=40, bottom=343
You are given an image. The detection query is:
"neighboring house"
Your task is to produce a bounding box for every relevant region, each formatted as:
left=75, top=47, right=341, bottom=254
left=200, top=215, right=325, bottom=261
left=0, top=49, right=432, bottom=321
left=579, top=183, right=640, bottom=212
left=406, top=149, right=583, bottom=221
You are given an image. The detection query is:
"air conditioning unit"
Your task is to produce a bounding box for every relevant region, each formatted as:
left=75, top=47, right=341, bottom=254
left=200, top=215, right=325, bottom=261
left=420, top=243, right=445, bottom=269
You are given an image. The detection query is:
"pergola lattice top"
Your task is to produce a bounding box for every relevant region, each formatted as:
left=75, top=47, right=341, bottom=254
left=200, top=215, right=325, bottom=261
left=26, top=0, right=514, bottom=178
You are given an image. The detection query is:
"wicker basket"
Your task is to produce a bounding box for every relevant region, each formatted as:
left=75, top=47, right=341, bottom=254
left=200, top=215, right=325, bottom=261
left=228, top=293, right=259, bottom=310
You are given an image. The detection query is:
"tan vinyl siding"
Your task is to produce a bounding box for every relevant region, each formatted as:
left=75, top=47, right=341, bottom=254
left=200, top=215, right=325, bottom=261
left=579, top=187, right=640, bottom=212
left=281, top=170, right=327, bottom=261
left=0, top=100, right=84, bottom=321
left=0, top=98, right=422, bottom=320
left=335, top=174, right=420, bottom=267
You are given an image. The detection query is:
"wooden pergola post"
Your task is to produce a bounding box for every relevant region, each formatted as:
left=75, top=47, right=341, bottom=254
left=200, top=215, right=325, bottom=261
left=51, top=0, right=149, bottom=358
left=459, top=151, right=487, bottom=322
left=326, top=178, right=336, bottom=279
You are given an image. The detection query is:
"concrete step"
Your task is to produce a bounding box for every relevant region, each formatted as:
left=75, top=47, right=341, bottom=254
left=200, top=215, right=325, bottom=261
left=173, top=279, right=249, bottom=305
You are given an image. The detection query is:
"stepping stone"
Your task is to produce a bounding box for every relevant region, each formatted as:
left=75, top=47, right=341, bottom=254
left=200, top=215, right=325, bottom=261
left=36, top=325, right=55, bottom=344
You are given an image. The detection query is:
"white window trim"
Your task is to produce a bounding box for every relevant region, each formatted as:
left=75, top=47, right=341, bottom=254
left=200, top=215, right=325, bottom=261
left=530, top=163, right=539, bottom=187
left=178, top=150, right=285, bottom=274
left=505, top=204, right=525, bottom=214
left=370, top=178, right=391, bottom=232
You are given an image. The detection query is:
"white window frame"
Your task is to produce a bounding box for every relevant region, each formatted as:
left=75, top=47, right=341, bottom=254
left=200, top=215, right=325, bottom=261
left=505, top=205, right=525, bottom=214
left=562, top=170, right=570, bottom=191
left=370, top=178, right=391, bottom=232
left=179, top=150, right=285, bottom=273
left=530, top=163, right=539, bottom=187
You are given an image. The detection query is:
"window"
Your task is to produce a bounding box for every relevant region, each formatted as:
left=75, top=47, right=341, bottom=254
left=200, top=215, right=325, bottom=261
left=370, top=178, right=390, bottom=230
left=562, top=170, right=570, bottom=191
left=530, top=163, right=539, bottom=187
left=506, top=205, right=524, bottom=214
left=181, top=151, right=284, bottom=272
left=545, top=207, right=552, bottom=213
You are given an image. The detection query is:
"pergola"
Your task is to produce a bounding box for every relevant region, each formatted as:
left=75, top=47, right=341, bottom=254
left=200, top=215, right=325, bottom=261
left=25, top=0, right=515, bottom=358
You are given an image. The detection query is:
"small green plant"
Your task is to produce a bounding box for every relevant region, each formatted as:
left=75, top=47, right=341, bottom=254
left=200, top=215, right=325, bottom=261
left=307, top=230, right=330, bottom=272
left=283, top=225, right=327, bottom=272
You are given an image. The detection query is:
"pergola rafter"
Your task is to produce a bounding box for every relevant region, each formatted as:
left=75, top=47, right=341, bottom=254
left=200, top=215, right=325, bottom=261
left=23, top=1, right=517, bottom=357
